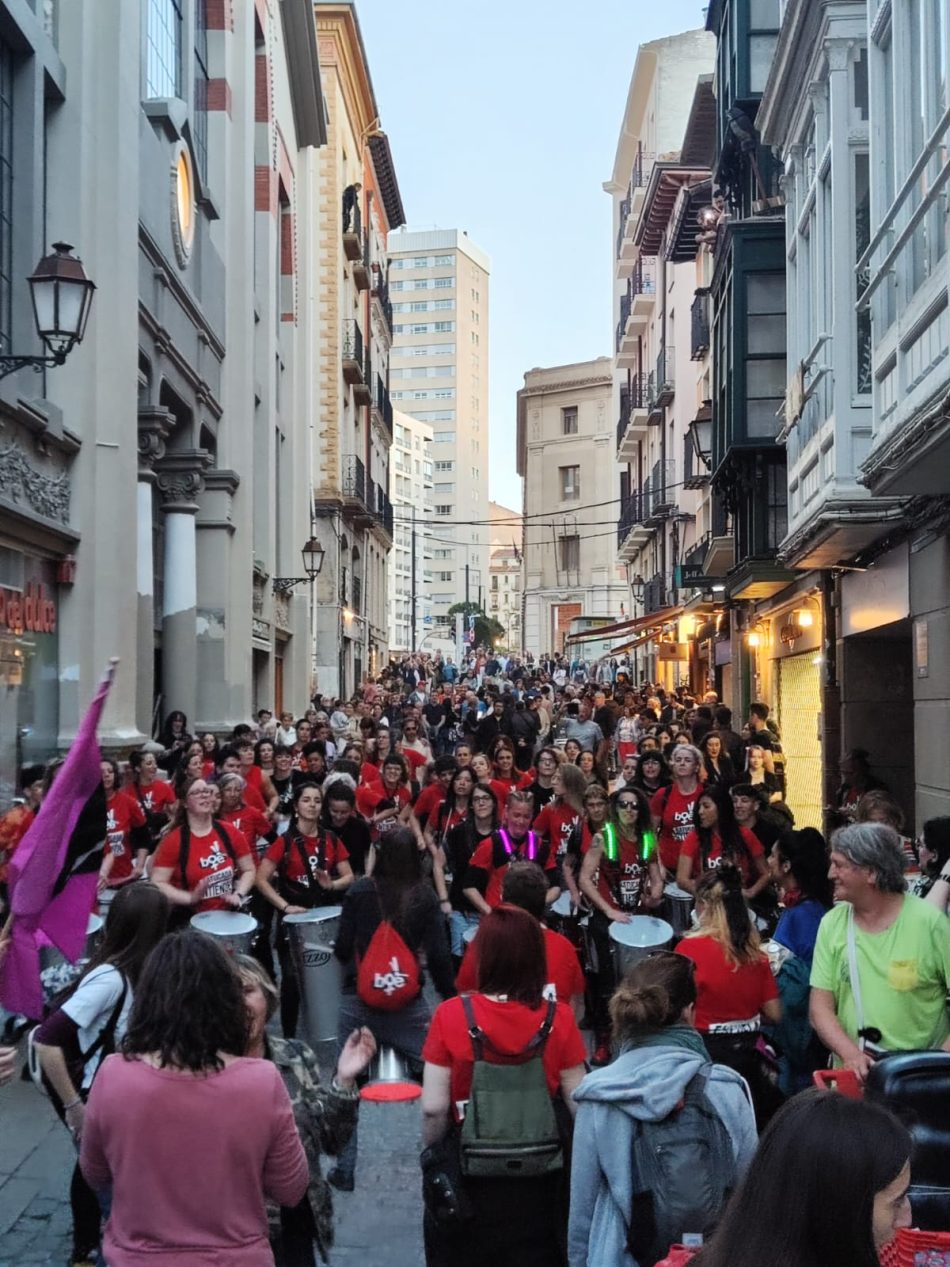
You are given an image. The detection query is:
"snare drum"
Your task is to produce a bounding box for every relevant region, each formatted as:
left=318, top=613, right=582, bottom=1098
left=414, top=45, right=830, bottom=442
left=662, top=883, right=694, bottom=939
left=608, top=915, right=673, bottom=979
left=190, top=911, right=258, bottom=956
left=284, top=907, right=343, bottom=1045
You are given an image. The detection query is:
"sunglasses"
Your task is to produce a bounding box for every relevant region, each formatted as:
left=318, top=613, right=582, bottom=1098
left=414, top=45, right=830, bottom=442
left=616, top=800, right=639, bottom=810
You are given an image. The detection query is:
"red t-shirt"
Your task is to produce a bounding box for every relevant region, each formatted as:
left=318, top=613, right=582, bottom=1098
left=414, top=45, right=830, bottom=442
left=414, top=782, right=447, bottom=828
left=153, top=821, right=252, bottom=912
left=243, top=765, right=264, bottom=793
left=263, top=830, right=348, bottom=881
left=456, top=925, right=584, bottom=1004
left=650, top=783, right=703, bottom=871
left=676, top=934, right=778, bottom=1033
left=104, top=792, right=147, bottom=882
left=533, top=802, right=582, bottom=863
left=487, top=779, right=510, bottom=816
left=220, top=805, right=275, bottom=858
left=465, top=832, right=558, bottom=909
left=359, top=760, right=380, bottom=786
left=402, top=748, right=428, bottom=778
left=356, top=781, right=412, bottom=841
left=134, top=779, right=175, bottom=816
left=678, top=827, right=764, bottom=885
left=423, top=994, right=586, bottom=1115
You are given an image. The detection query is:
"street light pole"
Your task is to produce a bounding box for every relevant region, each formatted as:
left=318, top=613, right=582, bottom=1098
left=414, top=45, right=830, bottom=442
left=411, top=506, right=417, bottom=649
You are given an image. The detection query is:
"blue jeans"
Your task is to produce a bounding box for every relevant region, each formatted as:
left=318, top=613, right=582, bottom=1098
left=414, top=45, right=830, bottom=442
left=448, top=910, right=480, bottom=958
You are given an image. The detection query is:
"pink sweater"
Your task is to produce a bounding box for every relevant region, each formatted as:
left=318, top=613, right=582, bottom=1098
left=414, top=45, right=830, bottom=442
left=81, top=1054, right=309, bottom=1267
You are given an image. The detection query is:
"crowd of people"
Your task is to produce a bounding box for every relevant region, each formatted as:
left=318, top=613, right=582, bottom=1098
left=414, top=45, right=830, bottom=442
left=0, top=647, right=949, bottom=1267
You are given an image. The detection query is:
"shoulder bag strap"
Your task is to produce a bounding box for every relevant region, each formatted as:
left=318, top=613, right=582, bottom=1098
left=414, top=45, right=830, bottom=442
left=212, top=819, right=238, bottom=864
left=79, top=974, right=129, bottom=1069
left=846, top=906, right=867, bottom=1037
left=460, top=993, right=484, bottom=1061
left=525, top=997, right=558, bottom=1054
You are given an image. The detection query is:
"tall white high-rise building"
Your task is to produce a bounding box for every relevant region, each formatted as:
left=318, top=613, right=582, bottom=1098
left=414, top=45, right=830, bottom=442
left=387, top=229, right=490, bottom=630
left=388, top=409, right=433, bottom=654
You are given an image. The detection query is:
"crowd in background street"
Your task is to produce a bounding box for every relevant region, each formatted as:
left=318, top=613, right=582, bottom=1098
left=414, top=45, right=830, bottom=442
left=1, top=644, right=949, bottom=1267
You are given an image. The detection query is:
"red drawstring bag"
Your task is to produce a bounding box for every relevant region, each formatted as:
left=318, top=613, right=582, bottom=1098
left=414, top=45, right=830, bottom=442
left=356, top=920, right=422, bottom=1012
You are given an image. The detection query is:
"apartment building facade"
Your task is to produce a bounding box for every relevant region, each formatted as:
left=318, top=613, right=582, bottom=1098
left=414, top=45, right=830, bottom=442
left=388, top=408, right=433, bottom=654
left=311, top=3, right=404, bottom=698
left=517, top=358, right=627, bottom=657
left=758, top=0, right=950, bottom=826
left=0, top=0, right=325, bottom=797
left=606, top=32, right=721, bottom=693
left=488, top=502, right=523, bottom=652
left=387, top=228, right=490, bottom=632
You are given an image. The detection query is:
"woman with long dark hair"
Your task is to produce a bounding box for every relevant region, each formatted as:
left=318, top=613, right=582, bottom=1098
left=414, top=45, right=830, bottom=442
left=156, top=709, right=192, bottom=766
left=421, top=905, right=586, bottom=1267
left=690, top=1090, right=912, bottom=1267
left=330, top=828, right=455, bottom=1191
left=630, top=748, right=669, bottom=798
left=676, top=867, right=783, bottom=1127
left=766, top=829, right=833, bottom=1093
left=97, top=758, right=151, bottom=892
left=579, top=787, right=664, bottom=1067
left=34, top=884, right=169, bottom=1267
left=569, top=953, right=756, bottom=1267
left=257, top=781, right=354, bottom=1038
left=675, top=784, right=770, bottom=903
left=917, top=816, right=950, bottom=909
left=79, top=931, right=309, bottom=1266
left=435, top=780, right=497, bottom=964
left=127, top=748, right=176, bottom=849
left=699, top=731, right=736, bottom=790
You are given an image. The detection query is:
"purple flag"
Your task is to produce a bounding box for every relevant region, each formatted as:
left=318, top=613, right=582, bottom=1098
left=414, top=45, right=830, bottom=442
left=1, top=660, right=117, bottom=1018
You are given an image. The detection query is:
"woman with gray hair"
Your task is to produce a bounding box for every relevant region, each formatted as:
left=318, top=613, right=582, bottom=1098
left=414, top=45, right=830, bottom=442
left=809, top=822, right=950, bottom=1084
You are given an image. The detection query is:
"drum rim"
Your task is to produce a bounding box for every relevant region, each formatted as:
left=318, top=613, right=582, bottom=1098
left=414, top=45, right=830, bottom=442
left=282, top=905, right=343, bottom=924
left=190, top=911, right=258, bottom=933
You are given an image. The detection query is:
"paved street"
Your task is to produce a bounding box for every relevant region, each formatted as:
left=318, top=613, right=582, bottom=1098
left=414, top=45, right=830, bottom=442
left=0, top=1039, right=425, bottom=1266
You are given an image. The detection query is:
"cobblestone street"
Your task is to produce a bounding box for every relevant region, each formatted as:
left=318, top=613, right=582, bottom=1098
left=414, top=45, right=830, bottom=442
left=0, top=1040, right=425, bottom=1266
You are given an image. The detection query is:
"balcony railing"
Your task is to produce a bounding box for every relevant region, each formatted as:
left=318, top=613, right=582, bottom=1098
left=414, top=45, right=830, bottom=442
left=629, top=150, right=654, bottom=195
left=616, top=194, right=632, bottom=260
left=617, top=491, right=645, bottom=547
left=643, top=572, right=667, bottom=614
left=373, top=375, right=393, bottom=436
left=351, top=575, right=362, bottom=615
left=341, top=453, right=366, bottom=504
left=655, top=346, right=674, bottom=404
left=645, top=458, right=676, bottom=522
left=631, top=258, right=656, bottom=299
left=342, top=319, right=365, bottom=384
left=683, top=432, right=709, bottom=490
left=691, top=290, right=710, bottom=360
left=342, top=191, right=362, bottom=261
left=616, top=293, right=632, bottom=352
left=372, top=271, right=393, bottom=334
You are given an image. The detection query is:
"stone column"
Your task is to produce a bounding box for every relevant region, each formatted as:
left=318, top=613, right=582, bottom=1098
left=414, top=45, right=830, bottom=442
left=155, top=450, right=209, bottom=725
left=195, top=467, right=241, bottom=729
left=136, top=407, right=174, bottom=737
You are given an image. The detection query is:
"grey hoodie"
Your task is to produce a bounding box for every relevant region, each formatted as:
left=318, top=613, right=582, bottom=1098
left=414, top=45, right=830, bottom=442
left=568, top=1045, right=758, bottom=1267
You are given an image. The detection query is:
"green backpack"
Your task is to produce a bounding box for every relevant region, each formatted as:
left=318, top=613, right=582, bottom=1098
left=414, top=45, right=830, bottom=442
left=458, top=994, right=563, bottom=1179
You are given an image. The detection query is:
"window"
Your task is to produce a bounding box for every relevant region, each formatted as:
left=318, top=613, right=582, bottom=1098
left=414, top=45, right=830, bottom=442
left=0, top=39, right=13, bottom=347
left=146, top=0, right=182, bottom=99
left=434, top=254, right=453, bottom=265
left=410, top=301, right=428, bottom=312
left=854, top=152, right=872, bottom=394
left=413, top=256, right=428, bottom=267
left=559, top=465, right=580, bottom=500
left=562, top=407, right=578, bottom=435
left=434, top=321, right=455, bottom=332
left=435, top=505, right=452, bottom=516
left=434, top=548, right=452, bottom=559
left=491, top=575, right=499, bottom=591
left=434, top=482, right=454, bottom=493
left=193, top=0, right=209, bottom=178
left=434, top=460, right=455, bottom=471
left=438, top=571, right=453, bottom=582
left=434, top=431, right=454, bottom=443
left=558, top=536, right=580, bottom=571
left=434, top=277, right=453, bottom=288
left=744, top=274, right=786, bottom=439
left=434, top=389, right=455, bottom=399
left=391, top=280, right=404, bottom=291
left=434, top=299, right=454, bottom=310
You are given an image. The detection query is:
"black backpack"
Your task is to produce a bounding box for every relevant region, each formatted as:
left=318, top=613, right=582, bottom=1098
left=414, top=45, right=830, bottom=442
left=626, top=1069, right=736, bottom=1264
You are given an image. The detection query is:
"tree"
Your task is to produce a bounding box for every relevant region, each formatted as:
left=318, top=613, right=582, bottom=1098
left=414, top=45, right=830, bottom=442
left=445, top=603, right=503, bottom=654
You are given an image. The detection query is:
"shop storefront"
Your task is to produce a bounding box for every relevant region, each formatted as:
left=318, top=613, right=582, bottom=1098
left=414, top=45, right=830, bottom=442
left=0, top=548, right=61, bottom=806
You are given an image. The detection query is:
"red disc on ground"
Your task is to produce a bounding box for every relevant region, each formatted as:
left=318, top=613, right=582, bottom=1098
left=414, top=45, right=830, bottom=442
left=360, top=1081, right=423, bottom=1103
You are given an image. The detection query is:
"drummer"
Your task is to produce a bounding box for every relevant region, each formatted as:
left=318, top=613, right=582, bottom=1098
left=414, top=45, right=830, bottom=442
left=579, top=787, right=664, bottom=1066
left=97, top=759, right=151, bottom=892
left=255, top=781, right=354, bottom=1038
left=151, top=778, right=256, bottom=920
left=462, top=790, right=561, bottom=916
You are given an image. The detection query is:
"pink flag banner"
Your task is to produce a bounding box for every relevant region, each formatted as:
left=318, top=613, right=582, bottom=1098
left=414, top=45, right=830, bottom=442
left=1, top=660, right=117, bottom=1018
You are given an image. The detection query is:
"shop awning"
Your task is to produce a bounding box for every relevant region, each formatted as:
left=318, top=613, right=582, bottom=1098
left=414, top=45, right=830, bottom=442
left=567, top=604, right=684, bottom=645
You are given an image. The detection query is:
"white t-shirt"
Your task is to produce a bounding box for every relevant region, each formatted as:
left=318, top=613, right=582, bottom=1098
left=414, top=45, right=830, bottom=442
left=62, top=964, right=132, bottom=1089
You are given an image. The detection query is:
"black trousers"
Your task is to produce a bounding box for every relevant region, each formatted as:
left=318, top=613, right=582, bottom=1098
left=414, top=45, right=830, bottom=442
left=424, top=1173, right=567, bottom=1267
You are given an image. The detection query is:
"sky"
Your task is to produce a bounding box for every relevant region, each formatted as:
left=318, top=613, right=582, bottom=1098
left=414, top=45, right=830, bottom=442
left=355, top=0, right=710, bottom=513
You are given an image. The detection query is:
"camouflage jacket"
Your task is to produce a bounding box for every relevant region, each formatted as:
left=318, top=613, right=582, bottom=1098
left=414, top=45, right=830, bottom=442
left=266, top=1035, right=359, bottom=1263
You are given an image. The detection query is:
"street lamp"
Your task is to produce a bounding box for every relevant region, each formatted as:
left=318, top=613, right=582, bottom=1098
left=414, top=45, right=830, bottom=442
left=688, top=404, right=713, bottom=469
left=272, top=536, right=325, bottom=595
left=0, top=243, right=96, bottom=379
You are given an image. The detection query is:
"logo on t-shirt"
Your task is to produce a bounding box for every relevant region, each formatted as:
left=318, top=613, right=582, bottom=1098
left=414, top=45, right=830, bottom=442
left=672, top=808, right=694, bottom=842
left=199, top=845, right=229, bottom=870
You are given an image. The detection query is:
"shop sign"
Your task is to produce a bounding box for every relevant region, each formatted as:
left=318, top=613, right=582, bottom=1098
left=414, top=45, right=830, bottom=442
left=657, top=642, right=688, bottom=661
left=0, top=581, right=58, bottom=635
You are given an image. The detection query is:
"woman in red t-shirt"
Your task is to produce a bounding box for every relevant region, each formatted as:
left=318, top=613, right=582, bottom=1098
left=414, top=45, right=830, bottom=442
left=255, top=780, right=353, bottom=1038
left=199, top=732, right=219, bottom=780
left=533, top=762, right=587, bottom=903
left=422, top=905, right=586, bottom=1264
left=151, top=778, right=255, bottom=917
left=676, top=784, right=770, bottom=902
left=650, top=743, right=705, bottom=874
left=579, top=787, right=665, bottom=1064
left=490, top=740, right=521, bottom=794
left=128, top=750, right=176, bottom=849
left=216, top=773, right=278, bottom=860
left=676, top=866, right=783, bottom=1128
left=355, top=754, right=414, bottom=842
left=98, top=760, right=151, bottom=889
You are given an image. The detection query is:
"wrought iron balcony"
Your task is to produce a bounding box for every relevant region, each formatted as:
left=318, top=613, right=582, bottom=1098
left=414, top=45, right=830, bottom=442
left=655, top=346, right=674, bottom=406
left=616, top=374, right=651, bottom=460
left=643, top=572, right=667, bottom=614
left=342, top=319, right=365, bottom=385
left=683, top=431, right=709, bottom=490
left=616, top=195, right=632, bottom=261
left=691, top=289, right=710, bottom=360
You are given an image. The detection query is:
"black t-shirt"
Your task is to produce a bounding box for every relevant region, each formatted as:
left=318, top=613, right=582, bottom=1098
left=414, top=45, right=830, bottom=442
left=424, top=702, right=445, bottom=728
left=594, top=705, right=617, bottom=739
left=526, top=779, right=556, bottom=819
left=331, top=814, right=374, bottom=875
left=749, top=815, right=781, bottom=854
left=272, top=770, right=305, bottom=817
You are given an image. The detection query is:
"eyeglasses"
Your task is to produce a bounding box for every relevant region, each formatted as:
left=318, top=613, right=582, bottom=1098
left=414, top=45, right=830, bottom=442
left=616, top=800, right=638, bottom=810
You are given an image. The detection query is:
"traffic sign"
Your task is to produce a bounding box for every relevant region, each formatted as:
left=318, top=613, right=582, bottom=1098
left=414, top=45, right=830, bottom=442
left=423, top=615, right=432, bottom=624
left=468, top=614, right=476, bottom=629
